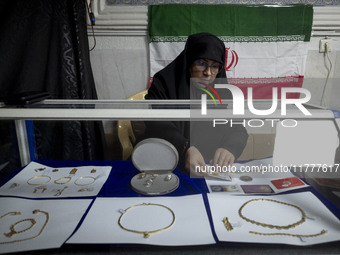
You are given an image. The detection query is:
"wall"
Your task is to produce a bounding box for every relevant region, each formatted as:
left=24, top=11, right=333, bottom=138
left=90, top=36, right=149, bottom=100
left=304, top=37, right=340, bottom=108
left=89, top=36, right=149, bottom=159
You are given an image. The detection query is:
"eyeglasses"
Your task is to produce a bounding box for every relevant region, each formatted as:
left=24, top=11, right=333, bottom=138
left=193, top=60, right=222, bottom=74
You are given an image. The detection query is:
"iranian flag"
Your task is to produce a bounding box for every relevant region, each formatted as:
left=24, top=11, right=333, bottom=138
left=148, top=4, right=313, bottom=99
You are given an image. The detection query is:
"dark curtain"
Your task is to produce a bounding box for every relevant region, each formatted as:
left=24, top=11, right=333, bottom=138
left=0, top=0, right=106, bottom=168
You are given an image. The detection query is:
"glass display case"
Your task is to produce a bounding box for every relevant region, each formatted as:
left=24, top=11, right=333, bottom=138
left=0, top=99, right=340, bottom=254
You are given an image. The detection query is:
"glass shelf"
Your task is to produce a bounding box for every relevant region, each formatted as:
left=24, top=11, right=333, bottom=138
left=0, top=99, right=335, bottom=120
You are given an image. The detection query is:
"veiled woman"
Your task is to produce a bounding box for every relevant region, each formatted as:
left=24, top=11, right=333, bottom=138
left=141, top=32, right=248, bottom=175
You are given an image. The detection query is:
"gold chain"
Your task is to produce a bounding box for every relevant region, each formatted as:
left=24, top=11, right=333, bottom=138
left=4, top=218, right=36, bottom=238
left=250, top=229, right=327, bottom=238
left=0, top=209, right=49, bottom=245
left=0, top=212, right=21, bottom=219
left=118, top=203, right=175, bottom=238
left=238, top=198, right=306, bottom=230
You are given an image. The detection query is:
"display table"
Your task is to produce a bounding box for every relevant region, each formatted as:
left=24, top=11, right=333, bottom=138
left=0, top=159, right=340, bottom=255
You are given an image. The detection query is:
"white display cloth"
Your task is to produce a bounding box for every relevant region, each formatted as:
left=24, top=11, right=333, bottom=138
left=207, top=192, right=340, bottom=246
left=0, top=162, right=112, bottom=198
left=67, top=194, right=215, bottom=246
left=0, top=197, right=92, bottom=254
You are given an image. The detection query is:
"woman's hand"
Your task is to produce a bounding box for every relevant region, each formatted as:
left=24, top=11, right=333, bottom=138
left=210, top=148, right=235, bottom=167
left=185, top=147, right=235, bottom=177
left=185, top=146, right=207, bottom=177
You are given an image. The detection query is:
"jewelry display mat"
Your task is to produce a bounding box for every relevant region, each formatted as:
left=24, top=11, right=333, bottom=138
left=67, top=194, right=216, bottom=246
left=0, top=162, right=112, bottom=198
left=0, top=197, right=92, bottom=254
left=205, top=158, right=309, bottom=194
left=207, top=192, right=340, bottom=246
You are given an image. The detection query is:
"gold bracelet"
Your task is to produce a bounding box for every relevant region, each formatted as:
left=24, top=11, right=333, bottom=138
left=4, top=218, right=36, bottom=238
left=74, top=176, right=96, bottom=186
left=249, top=229, right=327, bottom=239
left=27, top=175, right=51, bottom=186
left=118, top=203, right=175, bottom=238
left=238, top=198, right=306, bottom=230
left=0, top=209, right=49, bottom=245
left=54, top=176, right=72, bottom=185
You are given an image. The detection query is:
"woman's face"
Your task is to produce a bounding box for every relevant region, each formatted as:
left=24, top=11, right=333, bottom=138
left=189, top=59, right=222, bottom=88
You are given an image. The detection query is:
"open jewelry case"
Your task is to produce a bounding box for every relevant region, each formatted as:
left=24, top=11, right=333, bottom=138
left=130, top=138, right=180, bottom=196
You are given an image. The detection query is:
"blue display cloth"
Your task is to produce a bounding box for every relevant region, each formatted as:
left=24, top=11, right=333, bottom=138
left=0, top=159, right=209, bottom=198
left=0, top=159, right=339, bottom=216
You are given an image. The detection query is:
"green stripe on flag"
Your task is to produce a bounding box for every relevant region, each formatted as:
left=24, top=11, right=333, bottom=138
left=148, top=4, right=313, bottom=42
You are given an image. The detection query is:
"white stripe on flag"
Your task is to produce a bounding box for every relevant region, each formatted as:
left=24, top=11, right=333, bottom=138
left=149, top=41, right=309, bottom=79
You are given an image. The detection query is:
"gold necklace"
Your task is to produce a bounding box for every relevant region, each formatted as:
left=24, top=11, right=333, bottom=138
left=118, top=203, right=175, bottom=238
left=27, top=175, right=51, bottom=186
left=250, top=229, right=327, bottom=239
left=238, top=198, right=306, bottom=230
left=0, top=209, right=49, bottom=245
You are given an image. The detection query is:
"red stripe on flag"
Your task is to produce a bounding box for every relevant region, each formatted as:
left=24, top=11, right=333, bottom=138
left=148, top=76, right=304, bottom=99
left=228, top=76, right=304, bottom=99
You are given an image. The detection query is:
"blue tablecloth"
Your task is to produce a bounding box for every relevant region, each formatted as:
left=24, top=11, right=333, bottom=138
left=1, top=158, right=340, bottom=249
left=1, top=158, right=339, bottom=219
left=26, top=159, right=209, bottom=198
